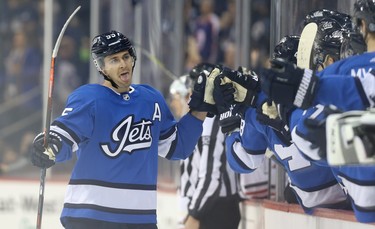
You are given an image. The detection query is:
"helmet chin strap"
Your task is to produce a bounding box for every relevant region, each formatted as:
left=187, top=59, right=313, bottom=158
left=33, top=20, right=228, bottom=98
left=101, top=72, right=119, bottom=88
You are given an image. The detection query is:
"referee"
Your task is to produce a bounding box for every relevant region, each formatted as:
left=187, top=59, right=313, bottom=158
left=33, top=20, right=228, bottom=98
left=169, top=63, right=242, bottom=229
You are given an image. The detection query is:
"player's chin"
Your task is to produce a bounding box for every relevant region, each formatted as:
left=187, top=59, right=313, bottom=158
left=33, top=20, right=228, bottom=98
left=117, top=81, right=131, bottom=91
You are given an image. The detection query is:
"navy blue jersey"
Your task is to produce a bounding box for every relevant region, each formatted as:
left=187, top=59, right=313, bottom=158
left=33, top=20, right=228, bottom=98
left=51, top=84, right=203, bottom=224
left=291, top=52, right=375, bottom=223
left=225, top=92, right=347, bottom=213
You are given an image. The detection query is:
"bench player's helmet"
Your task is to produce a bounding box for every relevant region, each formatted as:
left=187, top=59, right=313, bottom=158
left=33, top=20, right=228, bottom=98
left=312, top=18, right=348, bottom=70
left=188, top=63, right=216, bottom=81
left=91, top=30, right=137, bottom=87
left=304, top=9, right=352, bottom=29
left=272, top=35, right=299, bottom=64
left=353, top=0, right=375, bottom=33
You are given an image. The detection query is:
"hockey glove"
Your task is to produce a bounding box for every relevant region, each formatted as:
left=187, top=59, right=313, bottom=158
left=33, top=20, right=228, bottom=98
left=304, top=105, right=341, bottom=159
left=326, top=109, right=375, bottom=165
left=260, top=58, right=319, bottom=109
left=31, top=131, right=62, bottom=168
left=213, top=75, right=243, bottom=134
left=256, top=99, right=292, bottom=145
left=221, top=66, right=260, bottom=107
left=188, top=70, right=218, bottom=116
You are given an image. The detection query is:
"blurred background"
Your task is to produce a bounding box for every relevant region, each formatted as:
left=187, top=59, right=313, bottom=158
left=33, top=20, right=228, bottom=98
left=0, top=0, right=357, bottom=228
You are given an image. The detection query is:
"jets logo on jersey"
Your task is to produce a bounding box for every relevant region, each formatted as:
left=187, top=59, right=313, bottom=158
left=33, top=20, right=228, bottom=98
left=100, top=115, right=153, bottom=157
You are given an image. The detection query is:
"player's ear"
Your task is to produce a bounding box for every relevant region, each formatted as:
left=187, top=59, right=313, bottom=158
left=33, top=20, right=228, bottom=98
left=324, top=55, right=335, bottom=67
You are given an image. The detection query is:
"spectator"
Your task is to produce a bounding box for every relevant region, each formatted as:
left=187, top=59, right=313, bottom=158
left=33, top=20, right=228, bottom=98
left=193, top=0, right=220, bottom=63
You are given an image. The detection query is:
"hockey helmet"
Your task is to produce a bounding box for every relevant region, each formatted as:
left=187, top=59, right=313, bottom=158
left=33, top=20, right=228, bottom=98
left=353, top=0, right=375, bottom=32
left=312, top=18, right=348, bottom=69
left=304, top=9, right=352, bottom=29
left=272, top=35, right=299, bottom=64
left=340, top=32, right=367, bottom=59
left=91, top=30, right=137, bottom=72
left=189, top=63, right=216, bottom=81
left=169, top=75, right=193, bottom=98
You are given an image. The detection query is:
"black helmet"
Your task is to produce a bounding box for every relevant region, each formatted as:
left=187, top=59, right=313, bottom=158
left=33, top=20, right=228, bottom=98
left=91, top=30, right=137, bottom=72
left=353, top=0, right=375, bottom=32
left=189, top=63, right=216, bottom=81
left=272, top=35, right=300, bottom=64
left=312, top=18, right=348, bottom=69
left=340, top=32, right=367, bottom=59
left=304, top=9, right=352, bottom=29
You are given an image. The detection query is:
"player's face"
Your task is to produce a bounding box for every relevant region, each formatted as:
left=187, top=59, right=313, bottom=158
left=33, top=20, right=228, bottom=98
left=102, top=50, right=134, bottom=93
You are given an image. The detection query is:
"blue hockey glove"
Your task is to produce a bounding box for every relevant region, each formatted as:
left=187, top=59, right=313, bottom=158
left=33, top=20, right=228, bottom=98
left=188, top=71, right=218, bottom=116
left=31, top=131, right=62, bottom=168
left=260, top=58, right=319, bottom=109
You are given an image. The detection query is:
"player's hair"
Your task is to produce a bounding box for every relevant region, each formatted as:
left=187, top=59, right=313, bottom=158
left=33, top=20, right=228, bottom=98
left=272, top=35, right=299, bottom=64
left=91, top=30, right=137, bottom=87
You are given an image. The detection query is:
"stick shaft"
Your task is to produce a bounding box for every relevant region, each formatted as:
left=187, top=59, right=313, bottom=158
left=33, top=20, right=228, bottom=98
left=36, top=6, right=81, bottom=229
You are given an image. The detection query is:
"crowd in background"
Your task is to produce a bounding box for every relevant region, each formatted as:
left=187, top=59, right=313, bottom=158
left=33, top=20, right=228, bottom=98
left=0, top=0, right=271, bottom=183
left=0, top=0, right=91, bottom=177
left=183, top=0, right=270, bottom=73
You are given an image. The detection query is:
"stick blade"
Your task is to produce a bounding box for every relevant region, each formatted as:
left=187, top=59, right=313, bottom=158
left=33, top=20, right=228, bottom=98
left=297, top=23, right=318, bottom=68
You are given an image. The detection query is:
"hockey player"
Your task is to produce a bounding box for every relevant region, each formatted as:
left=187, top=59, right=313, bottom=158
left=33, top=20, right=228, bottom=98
left=260, top=0, right=375, bottom=223
left=213, top=34, right=349, bottom=214
left=286, top=9, right=358, bottom=163
left=260, top=1, right=373, bottom=111
left=29, top=30, right=227, bottom=229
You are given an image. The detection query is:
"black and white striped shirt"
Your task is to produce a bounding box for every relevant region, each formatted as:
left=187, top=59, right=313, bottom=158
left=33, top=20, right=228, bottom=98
left=179, top=116, right=240, bottom=218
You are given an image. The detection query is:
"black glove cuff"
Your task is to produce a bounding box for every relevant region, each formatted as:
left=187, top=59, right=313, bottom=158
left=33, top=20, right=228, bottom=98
left=293, top=69, right=319, bottom=109
left=219, top=115, right=241, bottom=134
left=243, top=89, right=258, bottom=107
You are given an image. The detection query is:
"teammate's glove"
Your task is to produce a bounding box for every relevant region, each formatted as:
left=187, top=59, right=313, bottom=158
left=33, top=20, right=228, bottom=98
left=304, top=105, right=341, bottom=159
left=256, top=99, right=292, bottom=145
left=221, top=66, right=260, bottom=107
left=188, top=70, right=218, bottom=116
left=213, top=75, right=244, bottom=134
left=218, top=104, right=247, bottom=134
left=260, top=58, right=319, bottom=109
left=326, top=109, right=375, bottom=165
left=31, top=131, right=62, bottom=168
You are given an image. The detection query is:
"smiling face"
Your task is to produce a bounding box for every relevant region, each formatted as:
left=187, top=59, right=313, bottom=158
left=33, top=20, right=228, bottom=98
left=102, top=50, right=135, bottom=93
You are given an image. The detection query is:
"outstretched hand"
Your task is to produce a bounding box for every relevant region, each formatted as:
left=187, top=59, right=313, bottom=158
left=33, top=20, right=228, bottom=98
left=213, top=75, right=243, bottom=134
left=188, top=70, right=218, bottom=116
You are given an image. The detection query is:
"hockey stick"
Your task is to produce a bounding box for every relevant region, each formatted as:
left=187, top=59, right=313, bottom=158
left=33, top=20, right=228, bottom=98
left=297, top=22, right=318, bottom=68
left=36, top=6, right=81, bottom=229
